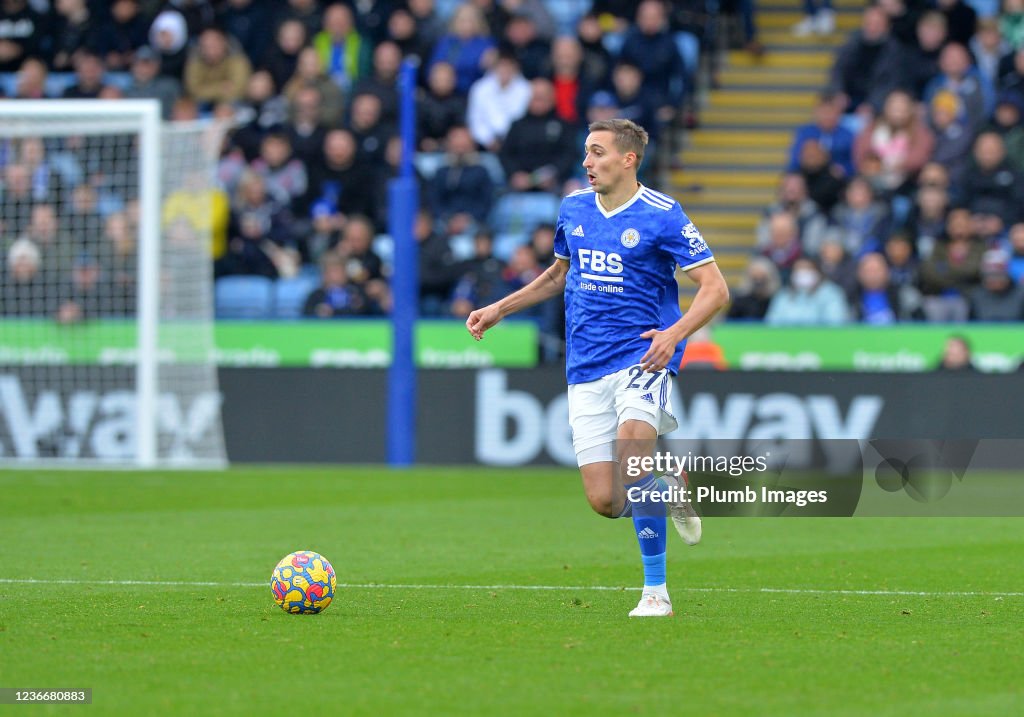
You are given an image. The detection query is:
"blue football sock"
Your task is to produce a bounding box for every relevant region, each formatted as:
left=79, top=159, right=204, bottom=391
left=624, top=473, right=667, bottom=587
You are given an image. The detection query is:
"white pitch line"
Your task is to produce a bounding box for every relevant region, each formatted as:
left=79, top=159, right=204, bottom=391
left=0, top=578, right=1021, bottom=598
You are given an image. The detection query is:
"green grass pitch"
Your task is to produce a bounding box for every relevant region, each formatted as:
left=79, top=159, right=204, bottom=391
left=1, top=467, right=1021, bottom=716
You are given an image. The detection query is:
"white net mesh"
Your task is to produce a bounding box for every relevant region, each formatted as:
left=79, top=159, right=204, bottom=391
left=0, top=102, right=227, bottom=466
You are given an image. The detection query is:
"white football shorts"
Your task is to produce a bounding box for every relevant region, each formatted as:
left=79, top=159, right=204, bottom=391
left=568, top=363, right=678, bottom=467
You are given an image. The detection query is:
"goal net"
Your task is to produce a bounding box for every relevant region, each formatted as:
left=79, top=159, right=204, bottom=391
left=0, top=100, right=227, bottom=467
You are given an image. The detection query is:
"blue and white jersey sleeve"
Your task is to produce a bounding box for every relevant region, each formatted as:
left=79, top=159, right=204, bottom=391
left=660, top=204, right=715, bottom=271
left=553, top=202, right=570, bottom=261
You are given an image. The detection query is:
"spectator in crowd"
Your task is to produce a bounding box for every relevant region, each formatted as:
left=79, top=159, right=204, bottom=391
left=796, top=139, right=846, bottom=214
left=0, top=0, right=47, bottom=73
left=285, top=86, right=330, bottom=185
left=428, top=3, right=497, bottom=95
left=2, top=238, right=48, bottom=316
left=1007, top=221, right=1024, bottom=283
left=501, top=243, right=544, bottom=315
left=123, top=46, right=181, bottom=120
left=353, top=40, right=402, bottom=127
left=251, top=130, right=307, bottom=208
left=885, top=231, right=921, bottom=287
left=184, top=27, right=252, bottom=109
left=284, top=46, right=346, bottom=126
left=904, top=182, right=951, bottom=256
left=787, top=92, right=855, bottom=177
left=607, top=62, right=661, bottom=155
left=818, top=237, right=859, bottom=298
left=870, top=10, right=949, bottom=109
left=386, top=5, right=432, bottom=62
left=850, top=251, right=923, bottom=323
left=96, top=0, right=149, bottom=71
left=218, top=0, right=272, bottom=66
left=727, top=256, right=781, bottom=321
left=618, top=0, right=688, bottom=128
left=262, top=18, right=307, bottom=93
left=969, top=248, right=1024, bottom=319
left=149, top=9, right=190, bottom=81
left=225, top=70, right=291, bottom=163
left=936, top=334, right=977, bottom=371
left=503, top=10, right=548, bottom=80
left=302, top=252, right=371, bottom=318
left=62, top=50, right=108, bottom=99
left=997, top=46, right=1024, bottom=96
left=417, top=61, right=467, bottom=151
left=971, top=18, right=1010, bottom=91
left=500, top=78, right=577, bottom=194
left=217, top=171, right=296, bottom=279
left=575, top=13, right=614, bottom=91
left=854, top=90, right=935, bottom=198
left=335, top=214, right=384, bottom=286
left=924, top=42, right=994, bottom=135
left=760, top=211, right=804, bottom=277
left=274, top=0, right=323, bottom=40
left=466, top=49, right=531, bottom=151
left=416, top=208, right=460, bottom=316
left=305, top=128, right=378, bottom=224
left=0, top=162, right=37, bottom=237
left=14, top=56, right=47, bottom=99
left=1001, top=0, right=1024, bottom=49
left=427, top=124, right=494, bottom=237
left=918, top=206, right=984, bottom=321
left=450, top=229, right=507, bottom=318
left=163, top=169, right=230, bottom=260
left=18, top=137, right=63, bottom=205
left=987, top=91, right=1024, bottom=173
left=961, top=131, right=1024, bottom=229
left=405, top=0, right=446, bottom=53
left=56, top=252, right=108, bottom=323
left=927, top=89, right=975, bottom=188
left=829, top=175, right=892, bottom=256
left=103, top=211, right=137, bottom=311
left=765, top=256, right=849, bottom=324
left=757, top=173, right=829, bottom=257
left=313, top=2, right=371, bottom=93
left=65, top=183, right=104, bottom=247
left=347, top=92, right=393, bottom=165
left=828, top=4, right=895, bottom=112
left=542, top=35, right=591, bottom=127
left=50, top=0, right=101, bottom=72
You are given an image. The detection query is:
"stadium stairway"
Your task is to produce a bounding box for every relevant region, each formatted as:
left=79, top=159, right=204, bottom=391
left=669, top=0, right=862, bottom=306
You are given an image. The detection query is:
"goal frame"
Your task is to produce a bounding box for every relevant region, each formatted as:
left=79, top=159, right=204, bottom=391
left=0, top=100, right=163, bottom=467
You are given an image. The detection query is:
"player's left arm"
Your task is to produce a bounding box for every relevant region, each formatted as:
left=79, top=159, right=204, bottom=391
left=639, top=261, right=729, bottom=372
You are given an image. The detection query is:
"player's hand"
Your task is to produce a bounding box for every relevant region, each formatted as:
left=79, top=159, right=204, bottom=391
left=639, top=328, right=679, bottom=372
left=466, top=304, right=502, bottom=340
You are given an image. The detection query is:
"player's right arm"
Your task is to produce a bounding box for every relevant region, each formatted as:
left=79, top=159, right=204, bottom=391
left=466, top=258, right=569, bottom=340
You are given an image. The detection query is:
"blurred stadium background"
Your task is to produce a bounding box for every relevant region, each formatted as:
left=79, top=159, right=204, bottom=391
left=1, top=3, right=1023, bottom=715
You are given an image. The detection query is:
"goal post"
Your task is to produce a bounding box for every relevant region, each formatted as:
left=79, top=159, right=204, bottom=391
left=0, top=100, right=227, bottom=467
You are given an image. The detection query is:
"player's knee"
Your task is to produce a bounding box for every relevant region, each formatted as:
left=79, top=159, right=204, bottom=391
left=584, top=486, right=619, bottom=518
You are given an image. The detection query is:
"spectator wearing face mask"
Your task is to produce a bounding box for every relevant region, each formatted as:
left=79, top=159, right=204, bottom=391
left=765, top=257, right=850, bottom=324
left=727, top=257, right=781, bottom=321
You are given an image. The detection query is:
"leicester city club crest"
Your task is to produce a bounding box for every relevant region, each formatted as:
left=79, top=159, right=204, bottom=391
left=620, top=228, right=640, bottom=248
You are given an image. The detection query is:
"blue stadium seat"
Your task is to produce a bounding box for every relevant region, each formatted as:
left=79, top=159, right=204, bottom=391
left=489, top=191, right=560, bottom=239
left=215, top=276, right=274, bottom=319
left=274, top=275, right=320, bottom=319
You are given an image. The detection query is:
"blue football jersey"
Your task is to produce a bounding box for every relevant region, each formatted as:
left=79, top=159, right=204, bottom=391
left=553, top=184, right=715, bottom=384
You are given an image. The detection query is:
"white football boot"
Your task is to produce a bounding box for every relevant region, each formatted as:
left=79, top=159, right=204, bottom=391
left=629, top=592, right=674, bottom=617
left=661, top=473, right=702, bottom=546
left=792, top=15, right=816, bottom=37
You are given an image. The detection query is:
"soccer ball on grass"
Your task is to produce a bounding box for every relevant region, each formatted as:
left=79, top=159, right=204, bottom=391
left=271, top=551, right=336, bottom=614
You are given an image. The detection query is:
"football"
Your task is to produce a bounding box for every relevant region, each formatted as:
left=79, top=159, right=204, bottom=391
left=270, top=551, right=337, bottom=615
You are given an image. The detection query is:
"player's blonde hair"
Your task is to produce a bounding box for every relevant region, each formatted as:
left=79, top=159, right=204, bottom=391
left=588, top=118, right=649, bottom=167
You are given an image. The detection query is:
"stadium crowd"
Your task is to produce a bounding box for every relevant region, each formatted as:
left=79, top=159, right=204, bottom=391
left=0, top=0, right=1022, bottom=352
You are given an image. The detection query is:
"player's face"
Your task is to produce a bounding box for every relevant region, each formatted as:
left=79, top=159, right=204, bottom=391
left=582, top=131, right=634, bottom=195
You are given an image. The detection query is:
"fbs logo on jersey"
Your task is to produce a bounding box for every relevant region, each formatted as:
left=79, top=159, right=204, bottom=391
left=682, top=222, right=708, bottom=256
left=620, top=228, right=640, bottom=248
left=571, top=225, right=585, bottom=237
